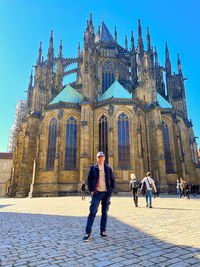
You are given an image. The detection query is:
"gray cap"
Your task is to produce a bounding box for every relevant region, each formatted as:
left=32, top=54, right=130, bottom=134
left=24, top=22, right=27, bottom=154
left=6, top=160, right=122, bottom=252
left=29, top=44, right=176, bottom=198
left=97, top=151, right=105, bottom=157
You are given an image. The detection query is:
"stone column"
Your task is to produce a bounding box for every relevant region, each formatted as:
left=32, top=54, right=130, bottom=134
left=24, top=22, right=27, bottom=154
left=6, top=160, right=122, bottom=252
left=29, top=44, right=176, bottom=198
left=108, top=104, right=114, bottom=170
left=137, top=127, right=144, bottom=179
left=79, top=103, right=93, bottom=190
left=156, top=125, right=168, bottom=192
left=28, top=158, right=36, bottom=198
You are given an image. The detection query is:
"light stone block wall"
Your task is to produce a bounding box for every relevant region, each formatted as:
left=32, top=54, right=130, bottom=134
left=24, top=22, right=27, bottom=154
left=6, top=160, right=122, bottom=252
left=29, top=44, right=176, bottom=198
left=0, top=158, right=13, bottom=196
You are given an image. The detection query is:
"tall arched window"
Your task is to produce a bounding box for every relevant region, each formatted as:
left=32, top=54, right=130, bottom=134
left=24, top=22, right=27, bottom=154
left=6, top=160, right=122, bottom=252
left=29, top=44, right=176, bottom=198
left=118, top=113, right=130, bottom=168
left=99, top=114, right=108, bottom=163
left=46, top=117, right=57, bottom=170
left=102, top=60, right=114, bottom=94
left=162, top=121, right=174, bottom=173
left=65, top=116, right=77, bottom=170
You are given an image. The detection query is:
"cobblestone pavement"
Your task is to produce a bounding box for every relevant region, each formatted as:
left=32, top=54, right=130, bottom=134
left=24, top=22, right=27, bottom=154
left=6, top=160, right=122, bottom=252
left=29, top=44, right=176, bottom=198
left=0, top=195, right=200, bottom=266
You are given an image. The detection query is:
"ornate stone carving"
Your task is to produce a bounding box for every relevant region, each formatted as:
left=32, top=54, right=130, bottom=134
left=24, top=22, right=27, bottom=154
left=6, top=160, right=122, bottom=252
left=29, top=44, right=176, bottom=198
left=133, top=105, right=139, bottom=115
left=158, top=154, right=165, bottom=160
left=81, top=120, right=88, bottom=127
left=108, top=104, right=114, bottom=116
left=58, top=108, right=64, bottom=119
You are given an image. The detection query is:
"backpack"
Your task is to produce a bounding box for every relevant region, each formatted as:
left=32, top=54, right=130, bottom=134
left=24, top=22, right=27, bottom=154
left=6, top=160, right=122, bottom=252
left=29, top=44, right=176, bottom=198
left=130, top=180, right=139, bottom=190
left=141, top=181, right=147, bottom=195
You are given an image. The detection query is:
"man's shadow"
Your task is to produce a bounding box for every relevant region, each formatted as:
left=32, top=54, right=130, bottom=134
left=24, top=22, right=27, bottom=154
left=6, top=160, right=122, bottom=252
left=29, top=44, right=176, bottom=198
left=0, top=212, right=199, bottom=266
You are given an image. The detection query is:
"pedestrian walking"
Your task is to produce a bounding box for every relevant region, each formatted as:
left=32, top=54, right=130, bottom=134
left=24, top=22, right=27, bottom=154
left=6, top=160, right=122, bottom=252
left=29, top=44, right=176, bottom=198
left=129, top=173, right=140, bottom=207
left=180, top=178, right=186, bottom=198
left=83, top=151, right=115, bottom=242
left=154, top=181, right=160, bottom=198
left=176, top=178, right=181, bottom=198
left=141, top=172, right=157, bottom=208
left=185, top=183, right=190, bottom=199
left=81, top=182, right=86, bottom=200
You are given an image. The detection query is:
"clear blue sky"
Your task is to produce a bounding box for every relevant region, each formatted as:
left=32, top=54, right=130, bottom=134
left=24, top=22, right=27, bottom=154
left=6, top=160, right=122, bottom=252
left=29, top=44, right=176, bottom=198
left=0, top=0, right=200, bottom=151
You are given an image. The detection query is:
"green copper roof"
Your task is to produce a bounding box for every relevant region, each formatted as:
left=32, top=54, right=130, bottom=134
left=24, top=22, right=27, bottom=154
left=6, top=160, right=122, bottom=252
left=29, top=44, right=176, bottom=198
left=48, top=84, right=83, bottom=105
left=156, top=92, right=172, bottom=109
left=98, top=80, right=132, bottom=101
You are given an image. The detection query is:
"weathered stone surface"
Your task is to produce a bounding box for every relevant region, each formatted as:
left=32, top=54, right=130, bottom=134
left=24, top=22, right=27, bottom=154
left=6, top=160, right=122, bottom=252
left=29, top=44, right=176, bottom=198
left=0, top=195, right=200, bottom=266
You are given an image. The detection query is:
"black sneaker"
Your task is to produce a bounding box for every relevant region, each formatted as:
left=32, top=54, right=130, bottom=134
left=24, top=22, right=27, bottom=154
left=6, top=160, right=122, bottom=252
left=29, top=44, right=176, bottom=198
left=100, top=232, right=108, bottom=239
left=146, top=204, right=148, bottom=207
left=83, top=234, right=91, bottom=242
left=149, top=206, right=153, bottom=208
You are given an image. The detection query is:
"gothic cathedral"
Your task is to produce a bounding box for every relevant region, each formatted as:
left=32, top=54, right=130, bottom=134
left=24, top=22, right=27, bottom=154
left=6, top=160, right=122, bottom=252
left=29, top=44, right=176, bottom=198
left=11, top=14, right=200, bottom=197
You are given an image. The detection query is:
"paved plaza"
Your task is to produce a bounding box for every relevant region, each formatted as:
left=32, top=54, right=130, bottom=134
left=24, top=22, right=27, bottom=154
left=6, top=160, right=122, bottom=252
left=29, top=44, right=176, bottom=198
left=0, top=195, right=200, bottom=266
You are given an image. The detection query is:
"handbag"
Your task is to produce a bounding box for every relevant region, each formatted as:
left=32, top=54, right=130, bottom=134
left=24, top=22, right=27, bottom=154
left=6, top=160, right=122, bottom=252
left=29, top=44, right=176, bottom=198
left=147, top=178, right=153, bottom=189
left=141, top=181, right=147, bottom=195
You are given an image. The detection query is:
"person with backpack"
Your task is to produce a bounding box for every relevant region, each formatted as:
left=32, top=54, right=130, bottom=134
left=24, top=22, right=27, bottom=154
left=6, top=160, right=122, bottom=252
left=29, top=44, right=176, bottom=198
left=141, top=172, right=157, bottom=208
left=129, top=173, right=140, bottom=207
left=81, top=181, right=86, bottom=200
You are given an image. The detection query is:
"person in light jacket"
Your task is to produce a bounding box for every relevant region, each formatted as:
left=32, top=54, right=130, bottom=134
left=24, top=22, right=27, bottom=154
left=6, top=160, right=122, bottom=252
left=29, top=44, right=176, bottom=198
left=141, top=172, right=157, bottom=208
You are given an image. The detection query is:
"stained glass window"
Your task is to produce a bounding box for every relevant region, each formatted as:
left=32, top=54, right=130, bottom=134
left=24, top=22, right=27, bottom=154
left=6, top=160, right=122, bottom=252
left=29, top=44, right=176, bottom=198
left=46, top=118, right=57, bottom=170
left=102, top=60, right=114, bottom=94
left=99, top=115, right=108, bottom=163
left=65, top=116, right=77, bottom=170
left=162, top=121, right=174, bottom=173
left=118, top=113, right=130, bottom=168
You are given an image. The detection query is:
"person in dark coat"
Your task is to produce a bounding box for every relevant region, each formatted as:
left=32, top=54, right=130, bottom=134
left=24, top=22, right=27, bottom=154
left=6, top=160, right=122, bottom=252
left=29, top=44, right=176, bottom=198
left=83, top=151, right=115, bottom=242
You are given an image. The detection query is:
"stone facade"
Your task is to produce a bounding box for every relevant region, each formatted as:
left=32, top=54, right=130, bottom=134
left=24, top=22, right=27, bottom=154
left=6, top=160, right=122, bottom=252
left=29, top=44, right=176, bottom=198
left=0, top=153, right=13, bottom=196
left=10, top=14, right=200, bottom=197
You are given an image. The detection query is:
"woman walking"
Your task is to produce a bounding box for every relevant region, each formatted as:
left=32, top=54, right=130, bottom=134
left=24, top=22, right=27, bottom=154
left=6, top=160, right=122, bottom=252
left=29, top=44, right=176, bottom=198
left=141, top=172, right=157, bottom=208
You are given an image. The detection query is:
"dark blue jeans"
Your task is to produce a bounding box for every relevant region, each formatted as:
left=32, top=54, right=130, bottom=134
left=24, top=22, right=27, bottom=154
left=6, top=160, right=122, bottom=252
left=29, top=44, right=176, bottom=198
left=145, top=190, right=153, bottom=206
left=85, top=192, right=111, bottom=235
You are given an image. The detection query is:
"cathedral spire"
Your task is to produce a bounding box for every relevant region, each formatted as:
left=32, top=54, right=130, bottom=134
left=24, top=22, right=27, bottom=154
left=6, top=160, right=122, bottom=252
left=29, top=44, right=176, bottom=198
left=78, top=41, right=80, bottom=57
left=88, top=13, right=94, bottom=34
left=138, top=19, right=142, bottom=38
left=125, top=35, right=128, bottom=50
left=165, top=42, right=171, bottom=74
left=137, top=19, right=144, bottom=54
left=165, top=42, right=170, bottom=61
left=89, top=13, right=93, bottom=24
left=115, top=26, right=117, bottom=42
left=84, top=14, right=95, bottom=45
left=146, top=27, right=151, bottom=52
left=28, top=70, right=33, bottom=90
left=59, top=40, right=62, bottom=58
left=155, top=46, right=158, bottom=66
left=47, top=30, right=54, bottom=62
left=37, top=42, right=42, bottom=64
left=177, top=53, right=182, bottom=74
left=49, top=30, right=53, bottom=49
left=131, top=30, right=135, bottom=51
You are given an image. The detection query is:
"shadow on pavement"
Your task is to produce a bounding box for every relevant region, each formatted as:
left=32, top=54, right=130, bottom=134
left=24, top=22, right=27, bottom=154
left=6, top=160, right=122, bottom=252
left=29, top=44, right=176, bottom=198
left=0, top=204, right=14, bottom=209
left=0, top=212, right=199, bottom=266
left=152, top=207, right=200, bottom=211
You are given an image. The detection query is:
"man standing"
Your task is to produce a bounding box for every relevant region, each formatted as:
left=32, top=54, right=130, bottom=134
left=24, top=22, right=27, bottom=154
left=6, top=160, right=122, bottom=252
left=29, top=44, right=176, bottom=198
left=141, top=172, right=157, bottom=208
left=83, top=151, right=115, bottom=242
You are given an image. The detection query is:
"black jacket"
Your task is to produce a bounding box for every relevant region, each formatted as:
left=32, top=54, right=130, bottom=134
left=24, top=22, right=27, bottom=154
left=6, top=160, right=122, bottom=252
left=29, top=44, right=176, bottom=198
left=87, top=164, right=115, bottom=196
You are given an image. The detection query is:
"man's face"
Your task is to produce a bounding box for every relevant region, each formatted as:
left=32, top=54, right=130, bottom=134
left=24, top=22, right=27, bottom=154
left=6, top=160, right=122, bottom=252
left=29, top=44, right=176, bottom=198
left=97, top=156, right=105, bottom=165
